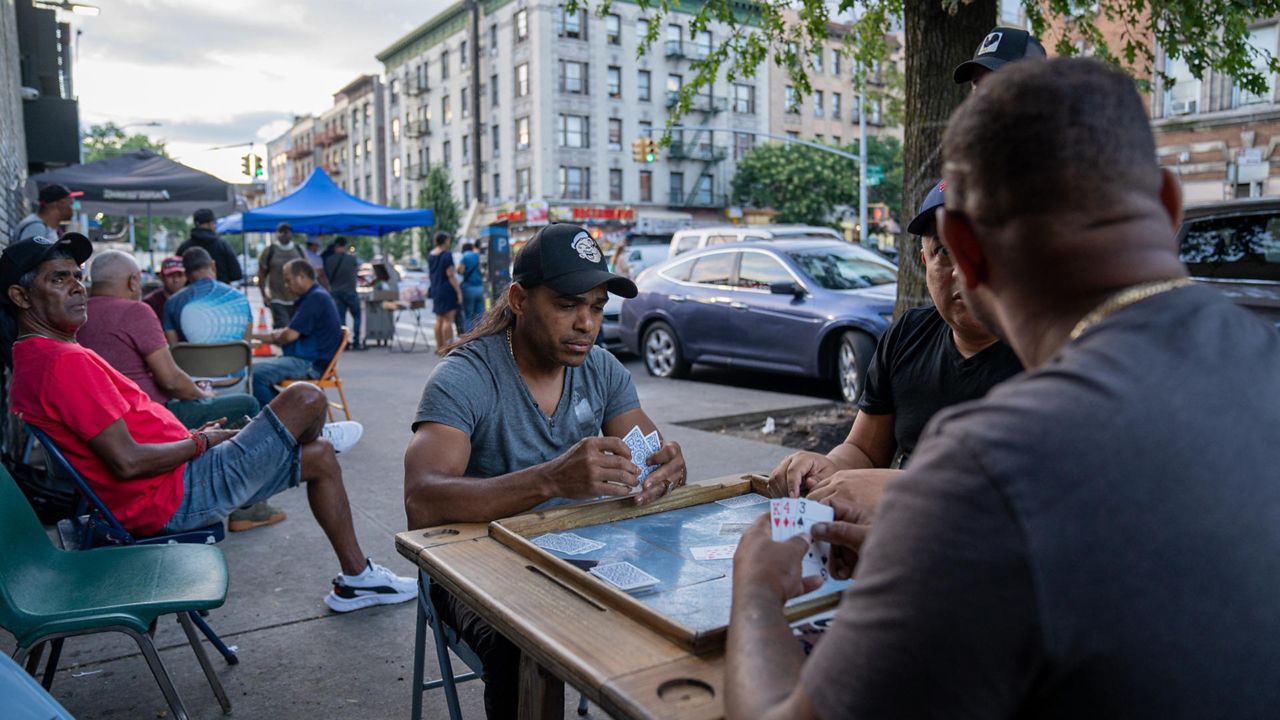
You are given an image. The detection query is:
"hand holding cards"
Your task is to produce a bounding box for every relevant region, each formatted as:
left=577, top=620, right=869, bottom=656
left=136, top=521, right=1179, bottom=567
left=622, top=425, right=663, bottom=490
left=770, top=498, right=834, bottom=580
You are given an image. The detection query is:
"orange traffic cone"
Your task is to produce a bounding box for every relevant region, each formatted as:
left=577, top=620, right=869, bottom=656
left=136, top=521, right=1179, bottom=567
left=253, top=307, right=274, bottom=357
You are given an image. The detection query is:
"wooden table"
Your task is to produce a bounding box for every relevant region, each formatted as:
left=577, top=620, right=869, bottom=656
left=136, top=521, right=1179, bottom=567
left=395, top=478, right=743, bottom=720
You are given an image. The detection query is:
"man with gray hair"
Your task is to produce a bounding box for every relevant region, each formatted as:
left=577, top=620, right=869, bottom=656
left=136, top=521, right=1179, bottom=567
left=726, top=58, right=1280, bottom=719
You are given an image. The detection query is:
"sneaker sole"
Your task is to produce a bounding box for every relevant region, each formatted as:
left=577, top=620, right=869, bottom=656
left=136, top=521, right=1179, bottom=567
left=227, top=513, right=287, bottom=532
left=325, top=589, right=416, bottom=613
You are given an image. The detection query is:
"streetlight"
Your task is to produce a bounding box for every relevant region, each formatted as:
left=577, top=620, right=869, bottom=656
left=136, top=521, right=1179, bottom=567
left=32, top=0, right=100, bottom=15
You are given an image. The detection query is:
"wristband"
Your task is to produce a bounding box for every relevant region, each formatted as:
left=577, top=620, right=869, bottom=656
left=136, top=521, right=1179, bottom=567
left=189, top=431, right=209, bottom=457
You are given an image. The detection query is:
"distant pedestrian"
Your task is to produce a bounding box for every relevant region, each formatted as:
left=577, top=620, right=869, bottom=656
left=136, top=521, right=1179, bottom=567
left=459, top=242, right=484, bottom=331
left=257, top=223, right=308, bottom=329
left=176, top=208, right=243, bottom=285
left=163, top=247, right=252, bottom=345
left=427, top=231, right=463, bottom=350
left=324, top=237, right=363, bottom=350
left=13, top=184, right=80, bottom=248
left=953, top=26, right=1046, bottom=90
left=142, top=256, right=187, bottom=321
left=306, top=238, right=330, bottom=289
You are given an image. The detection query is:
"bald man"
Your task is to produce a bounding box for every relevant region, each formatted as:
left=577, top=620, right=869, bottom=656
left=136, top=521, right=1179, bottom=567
left=78, top=250, right=260, bottom=430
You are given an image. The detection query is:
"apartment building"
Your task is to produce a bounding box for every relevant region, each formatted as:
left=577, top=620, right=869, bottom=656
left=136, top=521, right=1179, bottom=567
left=376, top=0, right=771, bottom=240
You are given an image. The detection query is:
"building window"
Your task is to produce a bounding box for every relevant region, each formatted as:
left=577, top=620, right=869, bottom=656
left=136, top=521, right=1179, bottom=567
left=365, top=138, right=371, bottom=154
left=560, top=60, right=588, bottom=94
left=851, top=94, right=861, bottom=121
left=516, top=116, right=530, bottom=149
left=558, top=114, right=590, bottom=148
left=831, top=92, right=842, bottom=119
left=515, top=9, right=528, bottom=41
left=814, top=90, right=824, bottom=118
left=462, top=134, right=470, bottom=164
left=488, top=23, right=497, bottom=54
left=351, top=108, right=359, bottom=126
left=667, top=73, right=682, bottom=105
left=694, top=174, right=712, bottom=205
left=832, top=49, right=841, bottom=75
left=516, top=63, right=529, bottom=97
left=608, top=118, right=622, bottom=150
left=638, top=70, right=652, bottom=102
left=1234, top=25, right=1278, bottom=107
left=461, top=88, right=469, bottom=117
left=492, top=172, right=500, bottom=198
left=607, top=13, right=621, bottom=44
left=638, top=119, right=653, bottom=146
left=812, top=49, right=823, bottom=73
left=390, top=79, right=400, bottom=105
left=669, top=171, right=684, bottom=203
left=392, top=157, right=401, bottom=178
left=416, top=63, right=429, bottom=92
left=868, top=99, right=882, bottom=125
left=733, top=131, right=753, bottom=160
left=441, top=50, right=450, bottom=80
left=353, top=178, right=360, bottom=196
left=443, top=140, right=451, bottom=164
left=607, top=66, right=622, bottom=98
left=354, top=142, right=361, bottom=160
left=490, top=74, right=499, bottom=105
left=639, top=170, right=652, bottom=202
left=559, top=6, right=586, bottom=40
left=733, top=83, right=754, bottom=113
left=693, top=30, right=712, bottom=59
left=463, top=179, right=471, bottom=204
left=666, top=24, right=682, bottom=55
left=391, top=117, right=401, bottom=143
left=491, top=123, right=500, bottom=155
left=560, top=166, right=590, bottom=199
left=1163, top=55, right=1201, bottom=116
left=442, top=95, right=452, bottom=125
left=785, top=130, right=799, bottom=140
left=516, top=167, right=531, bottom=200
left=460, top=40, right=468, bottom=67
left=609, top=169, right=623, bottom=201
left=832, top=134, right=842, bottom=146
left=784, top=85, right=799, bottom=114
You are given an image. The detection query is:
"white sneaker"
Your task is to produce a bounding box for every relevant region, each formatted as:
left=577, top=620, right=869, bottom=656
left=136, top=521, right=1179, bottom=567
left=321, top=421, right=363, bottom=454
left=325, top=560, right=416, bottom=613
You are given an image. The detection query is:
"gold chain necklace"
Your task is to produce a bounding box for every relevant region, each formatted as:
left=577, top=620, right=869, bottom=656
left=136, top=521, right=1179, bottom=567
left=1069, top=278, right=1195, bottom=341
left=506, top=327, right=514, bottom=357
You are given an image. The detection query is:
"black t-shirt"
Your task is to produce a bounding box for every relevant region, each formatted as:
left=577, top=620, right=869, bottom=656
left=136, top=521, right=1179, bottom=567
left=858, top=306, right=1022, bottom=463
left=803, top=285, right=1280, bottom=718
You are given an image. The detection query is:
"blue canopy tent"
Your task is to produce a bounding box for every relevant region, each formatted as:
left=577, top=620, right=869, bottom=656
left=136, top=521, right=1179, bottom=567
left=237, top=168, right=434, bottom=235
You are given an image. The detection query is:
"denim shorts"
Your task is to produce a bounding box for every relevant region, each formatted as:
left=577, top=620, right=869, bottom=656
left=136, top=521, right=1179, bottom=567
left=163, top=405, right=301, bottom=532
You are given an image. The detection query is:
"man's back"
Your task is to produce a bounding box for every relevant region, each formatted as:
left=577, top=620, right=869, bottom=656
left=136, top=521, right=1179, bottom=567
left=324, top=252, right=359, bottom=293
left=805, top=286, right=1280, bottom=718
left=163, top=277, right=251, bottom=343
left=177, top=228, right=243, bottom=284
left=77, top=295, right=171, bottom=403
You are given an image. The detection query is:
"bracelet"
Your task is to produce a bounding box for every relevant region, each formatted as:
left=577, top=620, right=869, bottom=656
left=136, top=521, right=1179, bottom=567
left=189, top=431, right=209, bottom=457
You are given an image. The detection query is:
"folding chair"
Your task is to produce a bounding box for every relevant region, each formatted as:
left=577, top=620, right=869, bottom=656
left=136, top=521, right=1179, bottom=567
left=278, top=327, right=352, bottom=421
left=171, top=340, right=253, bottom=395
left=0, top=466, right=231, bottom=719
left=411, top=571, right=590, bottom=720
left=24, top=425, right=240, bottom=669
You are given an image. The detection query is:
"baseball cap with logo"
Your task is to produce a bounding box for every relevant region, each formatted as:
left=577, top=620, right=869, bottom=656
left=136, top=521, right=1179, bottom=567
left=161, top=256, right=185, bottom=275
left=513, top=223, right=638, bottom=298
left=38, top=184, right=84, bottom=205
left=907, top=180, right=947, bottom=236
left=953, top=27, right=1047, bottom=83
left=0, top=233, right=93, bottom=307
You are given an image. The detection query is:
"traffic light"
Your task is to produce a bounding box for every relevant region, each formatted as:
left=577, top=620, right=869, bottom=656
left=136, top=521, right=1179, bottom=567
left=253, top=155, right=264, bottom=178
left=643, top=138, right=657, bottom=163
left=632, top=138, right=646, bottom=162
left=240, top=154, right=251, bottom=177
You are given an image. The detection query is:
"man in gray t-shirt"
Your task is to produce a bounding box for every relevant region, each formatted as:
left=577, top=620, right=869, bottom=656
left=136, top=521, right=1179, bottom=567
left=404, top=223, right=687, bottom=720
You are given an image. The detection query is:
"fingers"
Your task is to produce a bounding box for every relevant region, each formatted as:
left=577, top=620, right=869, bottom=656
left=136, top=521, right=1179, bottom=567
left=785, top=456, right=815, bottom=499
left=825, top=496, right=873, bottom=526
left=799, top=574, right=826, bottom=595
left=593, top=435, right=634, bottom=458
left=766, top=455, right=798, bottom=497
left=811, top=520, right=870, bottom=553
left=807, top=478, right=836, bottom=502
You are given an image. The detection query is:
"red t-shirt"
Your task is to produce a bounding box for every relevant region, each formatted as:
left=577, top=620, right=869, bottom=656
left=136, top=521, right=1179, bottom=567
left=76, top=295, right=170, bottom=403
left=11, top=337, right=187, bottom=535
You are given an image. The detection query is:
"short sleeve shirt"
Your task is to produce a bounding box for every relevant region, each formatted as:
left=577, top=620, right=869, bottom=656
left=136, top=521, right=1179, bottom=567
left=324, top=252, right=359, bottom=293
left=258, top=242, right=307, bottom=303
left=460, top=251, right=483, bottom=287
left=76, top=296, right=172, bottom=403
left=285, top=283, right=342, bottom=373
left=162, top=277, right=252, bottom=343
left=11, top=338, right=187, bottom=535
left=413, top=333, right=640, bottom=505
left=14, top=213, right=59, bottom=244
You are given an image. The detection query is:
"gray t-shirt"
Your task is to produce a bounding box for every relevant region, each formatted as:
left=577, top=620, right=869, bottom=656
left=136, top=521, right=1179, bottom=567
left=803, top=285, right=1280, bottom=719
left=14, top=214, right=58, bottom=245
left=413, top=333, right=641, bottom=493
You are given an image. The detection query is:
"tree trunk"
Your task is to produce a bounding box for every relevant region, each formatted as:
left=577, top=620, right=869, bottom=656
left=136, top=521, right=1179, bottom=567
left=896, top=0, right=997, bottom=316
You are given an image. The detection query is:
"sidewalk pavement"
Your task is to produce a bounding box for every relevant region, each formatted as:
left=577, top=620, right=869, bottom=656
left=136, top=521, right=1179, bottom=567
left=2, top=342, right=830, bottom=719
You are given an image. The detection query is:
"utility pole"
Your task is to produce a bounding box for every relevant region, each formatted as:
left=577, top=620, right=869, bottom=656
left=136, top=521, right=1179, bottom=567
left=858, top=85, right=868, bottom=246
left=468, top=0, right=484, bottom=208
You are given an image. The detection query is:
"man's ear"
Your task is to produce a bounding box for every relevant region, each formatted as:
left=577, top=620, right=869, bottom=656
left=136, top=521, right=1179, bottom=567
left=938, top=208, right=988, bottom=290
left=7, top=285, right=31, bottom=310
left=1158, top=167, right=1183, bottom=232
left=508, top=282, right=528, bottom=316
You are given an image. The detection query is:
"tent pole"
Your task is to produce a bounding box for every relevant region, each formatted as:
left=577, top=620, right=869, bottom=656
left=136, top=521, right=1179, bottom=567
left=146, top=202, right=154, bottom=271
left=242, top=233, right=250, bottom=297
left=128, top=215, right=135, bottom=253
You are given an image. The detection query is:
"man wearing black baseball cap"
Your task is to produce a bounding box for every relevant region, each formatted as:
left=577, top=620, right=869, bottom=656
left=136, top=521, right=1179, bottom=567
left=404, top=223, right=686, bottom=718
left=11, top=184, right=82, bottom=248
left=953, top=26, right=1047, bottom=88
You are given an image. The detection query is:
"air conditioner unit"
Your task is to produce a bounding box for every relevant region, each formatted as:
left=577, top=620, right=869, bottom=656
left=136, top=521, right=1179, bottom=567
left=1170, top=98, right=1198, bottom=116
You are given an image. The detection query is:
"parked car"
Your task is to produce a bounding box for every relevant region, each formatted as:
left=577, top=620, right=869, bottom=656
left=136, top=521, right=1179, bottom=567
left=667, top=224, right=843, bottom=259
left=600, top=294, right=625, bottom=352
left=1177, top=198, right=1280, bottom=328
left=620, top=240, right=898, bottom=402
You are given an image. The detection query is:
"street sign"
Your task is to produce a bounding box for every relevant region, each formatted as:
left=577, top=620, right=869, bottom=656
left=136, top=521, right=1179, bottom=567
left=866, top=164, right=884, bottom=187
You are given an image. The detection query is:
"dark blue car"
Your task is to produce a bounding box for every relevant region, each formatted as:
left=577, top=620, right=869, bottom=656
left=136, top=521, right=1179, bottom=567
left=620, top=239, right=898, bottom=402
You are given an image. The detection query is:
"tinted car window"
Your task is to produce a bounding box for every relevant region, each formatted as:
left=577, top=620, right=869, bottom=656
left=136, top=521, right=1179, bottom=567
left=737, top=252, right=793, bottom=289
left=1179, top=211, right=1280, bottom=281
left=661, top=257, right=696, bottom=282
left=688, top=253, right=736, bottom=286
left=786, top=246, right=897, bottom=289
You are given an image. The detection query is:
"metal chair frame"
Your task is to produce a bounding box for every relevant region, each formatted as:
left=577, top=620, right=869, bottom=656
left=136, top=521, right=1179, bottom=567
left=277, top=327, right=352, bottom=421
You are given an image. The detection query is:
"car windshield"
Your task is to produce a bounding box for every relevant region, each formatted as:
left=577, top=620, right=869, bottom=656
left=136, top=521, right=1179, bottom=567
left=786, top=247, right=898, bottom=290
left=1180, top=210, right=1280, bottom=282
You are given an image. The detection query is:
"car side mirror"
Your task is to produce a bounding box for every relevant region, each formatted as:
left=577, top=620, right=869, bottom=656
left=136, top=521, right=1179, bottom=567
left=770, top=281, right=804, bottom=297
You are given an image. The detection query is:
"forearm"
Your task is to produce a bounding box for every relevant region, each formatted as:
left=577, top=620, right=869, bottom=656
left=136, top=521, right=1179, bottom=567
left=405, top=464, right=555, bottom=528
left=727, top=588, right=811, bottom=720
left=827, top=441, right=878, bottom=471
left=164, top=375, right=206, bottom=401
left=113, top=438, right=199, bottom=479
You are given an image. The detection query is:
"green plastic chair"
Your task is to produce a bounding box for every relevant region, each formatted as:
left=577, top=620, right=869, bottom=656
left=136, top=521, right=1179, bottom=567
left=0, top=466, right=231, bottom=719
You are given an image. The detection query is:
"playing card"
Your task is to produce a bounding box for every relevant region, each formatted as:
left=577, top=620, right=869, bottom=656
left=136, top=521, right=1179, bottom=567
left=622, top=425, right=654, bottom=483
left=689, top=544, right=738, bottom=561
left=715, top=493, right=770, bottom=509
left=770, top=498, right=834, bottom=579
left=589, top=561, right=660, bottom=592
left=532, top=532, right=604, bottom=556
left=644, top=431, right=661, bottom=454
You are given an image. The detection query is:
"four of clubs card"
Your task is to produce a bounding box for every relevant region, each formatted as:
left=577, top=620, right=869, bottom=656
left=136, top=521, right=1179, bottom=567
left=770, top=498, right=834, bottom=580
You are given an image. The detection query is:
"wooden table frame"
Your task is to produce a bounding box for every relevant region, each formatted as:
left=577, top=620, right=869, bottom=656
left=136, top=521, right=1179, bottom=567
left=395, top=475, right=758, bottom=720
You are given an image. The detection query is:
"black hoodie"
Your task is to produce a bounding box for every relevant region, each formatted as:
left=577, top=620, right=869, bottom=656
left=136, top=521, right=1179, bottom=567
left=176, top=227, right=244, bottom=284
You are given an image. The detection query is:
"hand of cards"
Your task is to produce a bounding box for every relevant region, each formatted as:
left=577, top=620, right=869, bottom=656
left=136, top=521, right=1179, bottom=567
left=770, top=498, right=834, bottom=580
left=621, top=425, right=662, bottom=491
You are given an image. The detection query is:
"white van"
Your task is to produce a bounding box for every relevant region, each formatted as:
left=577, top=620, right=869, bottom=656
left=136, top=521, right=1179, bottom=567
left=667, top=224, right=843, bottom=258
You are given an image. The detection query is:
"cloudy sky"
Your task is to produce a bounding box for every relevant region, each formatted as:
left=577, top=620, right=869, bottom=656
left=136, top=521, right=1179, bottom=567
left=72, top=0, right=450, bottom=182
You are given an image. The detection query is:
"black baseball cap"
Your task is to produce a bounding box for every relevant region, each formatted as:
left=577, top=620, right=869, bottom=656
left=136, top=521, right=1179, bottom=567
left=38, top=184, right=83, bottom=205
left=953, top=27, right=1047, bottom=83
left=0, top=233, right=93, bottom=306
left=513, top=223, right=637, bottom=298
left=907, top=180, right=947, bottom=236
left=192, top=208, right=216, bottom=224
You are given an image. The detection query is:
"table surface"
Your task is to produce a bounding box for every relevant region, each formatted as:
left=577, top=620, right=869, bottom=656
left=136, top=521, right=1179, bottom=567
left=396, top=476, right=759, bottom=720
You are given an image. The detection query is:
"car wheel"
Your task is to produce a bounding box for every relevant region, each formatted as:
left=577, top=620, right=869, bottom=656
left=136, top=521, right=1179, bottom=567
left=643, top=321, right=691, bottom=379
left=836, top=331, right=876, bottom=403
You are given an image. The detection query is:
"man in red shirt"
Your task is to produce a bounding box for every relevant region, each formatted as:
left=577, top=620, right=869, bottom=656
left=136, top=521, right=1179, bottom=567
left=2, top=234, right=414, bottom=613
left=143, top=256, right=186, bottom=320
